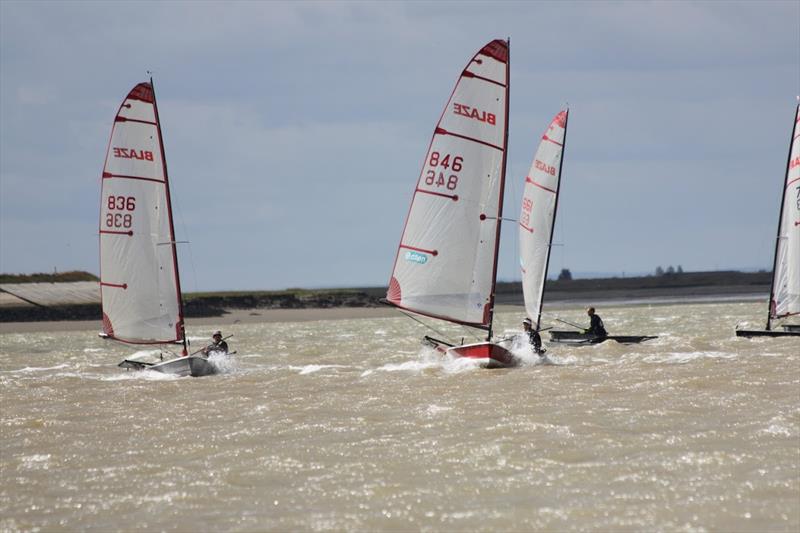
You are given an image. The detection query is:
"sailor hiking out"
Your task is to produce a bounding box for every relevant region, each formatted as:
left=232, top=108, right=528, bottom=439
left=522, top=318, right=546, bottom=357
left=202, top=331, right=229, bottom=356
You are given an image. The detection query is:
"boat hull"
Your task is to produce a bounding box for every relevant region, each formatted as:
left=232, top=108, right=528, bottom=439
left=446, top=342, right=520, bottom=368
left=548, top=330, right=658, bottom=345
left=148, top=356, right=191, bottom=376
left=735, top=328, right=800, bottom=338
left=118, top=355, right=220, bottom=377
left=188, top=355, right=219, bottom=377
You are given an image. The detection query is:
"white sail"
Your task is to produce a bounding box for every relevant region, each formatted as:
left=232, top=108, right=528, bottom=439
left=99, top=82, right=184, bottom=344
left=771, top=104, right=800, bottom=320
left=519, top=110, right=568, bottom=328
left=387, top=40, right=509, bottom=328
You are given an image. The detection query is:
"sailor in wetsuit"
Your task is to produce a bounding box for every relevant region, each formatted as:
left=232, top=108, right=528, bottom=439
left=585, top=307, right=607, bottom=338
left=522, top=318, right=546, bottom=356
left=202, top=331, right=229, bottom=356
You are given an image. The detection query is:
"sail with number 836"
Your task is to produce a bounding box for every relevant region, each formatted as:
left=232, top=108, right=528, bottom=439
left=99, top=81, right=185, bottom=346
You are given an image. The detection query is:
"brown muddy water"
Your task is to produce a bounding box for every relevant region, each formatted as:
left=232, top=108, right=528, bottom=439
left=1, top=301, right=798, bottom=531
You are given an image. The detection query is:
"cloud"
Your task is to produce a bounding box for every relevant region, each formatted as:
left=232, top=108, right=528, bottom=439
left=1, top=0, right=798, bottom=289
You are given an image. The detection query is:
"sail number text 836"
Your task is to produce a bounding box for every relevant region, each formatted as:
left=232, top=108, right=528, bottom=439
left=105, top=195, right=136, bottom=229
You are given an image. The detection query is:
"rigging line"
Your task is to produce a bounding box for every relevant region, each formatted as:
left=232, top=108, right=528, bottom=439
left=459, top=324, right=483, bottom=342
left=168, top=177, right=200, bottom=294
left=397, top=309, right=458, bottom=345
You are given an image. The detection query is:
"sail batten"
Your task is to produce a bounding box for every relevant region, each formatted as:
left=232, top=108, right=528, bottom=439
left=768, top=104, right=800, bottom=325
left=99, top=82, right=184, bottom=345
left=519, top=110, right=569, bottom=330
left=387, top=40, right=510, bottom=328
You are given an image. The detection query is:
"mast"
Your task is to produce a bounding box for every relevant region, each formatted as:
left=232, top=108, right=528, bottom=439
left=486, top=37, right=511, bottom=342
left=765, top=103, right=800, bottom=330
left=150, top=76, right=187, bottom=355
left=535, top=108, right=569, bottom=331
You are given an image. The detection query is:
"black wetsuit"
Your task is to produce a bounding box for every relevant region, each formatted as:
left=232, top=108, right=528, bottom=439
left=205, top=340, right=228, bottom=355
left=588, top=315, right=607, bottom=337
left=526, top=328, right=545, bottom=355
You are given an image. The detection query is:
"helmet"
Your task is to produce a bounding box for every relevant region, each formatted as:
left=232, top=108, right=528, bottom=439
left=522, top=318, right=532, bottom=326
left=213, top=331, right=222, bottom=337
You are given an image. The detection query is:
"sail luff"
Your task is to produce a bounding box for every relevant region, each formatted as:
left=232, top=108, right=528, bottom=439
left=150, top=77, right=187, bottom=352
left=485, top=37, right=511, bottom=341
left=534, top=108, right=569, bottom=331
left=767, top=104, right=800, bottom=328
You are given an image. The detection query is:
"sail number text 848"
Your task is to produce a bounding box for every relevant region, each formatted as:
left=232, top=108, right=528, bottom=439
left=105, top=195, right=136, bottom=229
left=424, top=152, right=463, bottom=191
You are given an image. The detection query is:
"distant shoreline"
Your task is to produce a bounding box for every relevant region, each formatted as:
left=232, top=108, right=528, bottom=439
left=0, top=292, right=766, bottom=335
left=1, top=270, right=770, bottom=333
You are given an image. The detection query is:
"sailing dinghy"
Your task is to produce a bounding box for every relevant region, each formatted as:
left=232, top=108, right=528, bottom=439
left=736, top=103, right=800, bottom=338
left=99, top=79, right=220, bottom=376
left=384, top=39, right=518, bottom=368
left=517, top=109, right=657, bottom=346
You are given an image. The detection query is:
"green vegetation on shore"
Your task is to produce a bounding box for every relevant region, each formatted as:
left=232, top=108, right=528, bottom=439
left=0, top=271, right=99, bottom=284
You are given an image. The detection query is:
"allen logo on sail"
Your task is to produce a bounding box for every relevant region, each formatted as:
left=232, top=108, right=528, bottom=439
left=113, top=148, right=154, bottom=161
left=453, top=103, right=496, bottom=125
left=404, top=251, right=429, bottom=265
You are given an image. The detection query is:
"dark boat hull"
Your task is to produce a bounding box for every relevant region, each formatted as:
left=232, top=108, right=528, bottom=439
left=549, top=331, right=658, bottom=345
left=735, top=328, right=800, bottom=338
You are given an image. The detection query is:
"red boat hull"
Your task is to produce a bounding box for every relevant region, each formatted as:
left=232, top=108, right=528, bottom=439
left=446, top=342, right=519, bottom=368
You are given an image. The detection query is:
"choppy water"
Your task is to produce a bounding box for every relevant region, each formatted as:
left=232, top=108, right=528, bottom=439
left=1, top=301, right=798, bottom=532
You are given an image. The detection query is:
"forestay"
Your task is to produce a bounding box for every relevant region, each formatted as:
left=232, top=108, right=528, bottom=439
left=99, top=82, right=184, bottom=344
left=771, top=104, right=800, bottom=321
left=519, top=110, right=568, bottom=329
left=387, top=40, right=509, bottom=328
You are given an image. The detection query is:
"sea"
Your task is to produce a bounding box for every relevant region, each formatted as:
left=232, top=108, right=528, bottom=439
left=1, top=300, right=798, bottom=532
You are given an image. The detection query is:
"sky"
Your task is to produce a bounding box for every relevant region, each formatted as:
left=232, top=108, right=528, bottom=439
left=1, top=0, right=798, bottom=291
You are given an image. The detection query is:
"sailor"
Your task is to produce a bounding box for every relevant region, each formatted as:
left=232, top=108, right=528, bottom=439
left=584, top=307, right=608, bottom=337
left=202, top=331, right=229, bottom=355
left=522, top=318, right=546, bottom=356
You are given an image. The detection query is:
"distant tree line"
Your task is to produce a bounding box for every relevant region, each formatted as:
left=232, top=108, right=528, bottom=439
left=0, top=271, right=99, bottom=284
left=654, top=265, right=683, bottom=276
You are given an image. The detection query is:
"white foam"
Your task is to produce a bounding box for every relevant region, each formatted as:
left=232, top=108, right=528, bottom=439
left=642, top=351, right=737, bottom=364
left=425, top=404, right=452, bottom=416
left=205, top=352, right=238, bottom=374
left=2, top=363, right=70, bottom=374
left=19, top=454, right=51, bottom=470
left=103, top=370, right=181, bottom=381
left=290, top=364, right=348, bottom=375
